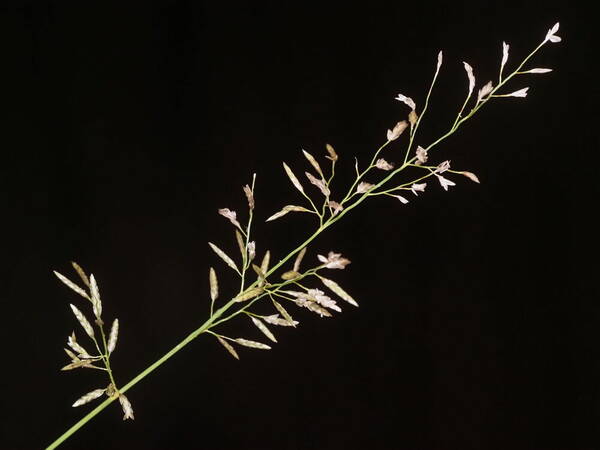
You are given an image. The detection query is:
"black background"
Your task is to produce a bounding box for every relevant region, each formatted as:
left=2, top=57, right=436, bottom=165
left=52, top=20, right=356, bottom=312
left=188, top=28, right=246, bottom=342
left=2, top=2, right=597, bottom=450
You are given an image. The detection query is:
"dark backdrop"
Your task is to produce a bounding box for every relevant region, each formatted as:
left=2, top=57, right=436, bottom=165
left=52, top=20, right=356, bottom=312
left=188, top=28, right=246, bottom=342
left=2, top=2, right=597, bottom=450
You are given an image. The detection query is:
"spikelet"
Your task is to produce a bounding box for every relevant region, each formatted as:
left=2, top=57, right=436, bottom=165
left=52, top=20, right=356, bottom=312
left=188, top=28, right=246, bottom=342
left=293, top=247, right=307, bottom=273
left=463, top=62, right=475, bottom=98
left=325, top=143, right=338, bottom=161
left=72, top=388, right=106, bottom=407
left=234, top=338, right=271, bottom=350
left=70, top=304, right=95, bottom=338
left=71, top=261, right=90, bottom=288
left=302, top=149, right=324, bottom=178
left=250, top=317, right=277, bottom=343
left=217, top=336, right=240, bottom=360
left=320, top=277, right=359, bottom=307
left=266, top=205, right=312, bottom=222
left=208, top=242, right=239, bottom=272
left=477, top=81, right=494, bottom=102
left=68, top=332, right=92, bottom=358
left=262, top=314, right=299, bottom=327
left=260, top=250, right=271, bottom=274
left=243, top=184, right=255, bottom=210
left=282, top=162, right=305, bottom=194
left=61, top=360, right=96, bottom=371
left=64, top=347, right=80, bottom=362
left=234, top=287, right=263, bottom=303
left=209, top=267, right=219, bottom=301
left=281, top=271, right=301, bottom=280
left=460, top=171, right=480, bottom=183
left=271, top=299, right=296, bottom=327
left=107, top=319, right=119, bottom=354
left=305, top=172, right=330, bottom=196
left=235, top=230, right=245, bottom=258
left=118, top=394, right=135, bottom=420
left=54, top=271, right=91, bottom=302
left=89, top=274, right=102, bottom=320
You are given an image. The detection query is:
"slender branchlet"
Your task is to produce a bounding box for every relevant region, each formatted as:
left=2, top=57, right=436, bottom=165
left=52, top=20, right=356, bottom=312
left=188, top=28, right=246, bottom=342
left=47, top=23, right=561, bottom=449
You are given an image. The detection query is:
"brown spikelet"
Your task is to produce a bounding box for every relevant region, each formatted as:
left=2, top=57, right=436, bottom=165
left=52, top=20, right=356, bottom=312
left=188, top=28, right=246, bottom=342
left=71, top=262, right=91, bottom=288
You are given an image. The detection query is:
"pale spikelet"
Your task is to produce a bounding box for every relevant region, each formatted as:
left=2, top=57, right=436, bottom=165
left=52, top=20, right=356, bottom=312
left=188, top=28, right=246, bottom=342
left=325, top=143, right=338, bottom=161
left=411, top=183, right=427, bottom=195
left=308, top=288, right=341, bottom=312
left=392, top=194, right=409, bottom=204
left=260, top=250, right=271, bottom=274
left=408, top=110, right=418, bottom=127
left=435, top=160, right=451, bottom=173
left=395, top=93, right=416, bottom=110
left=68, top=332, right=92, bottom=358
left=281, top=270, right=301, bottom=280
left=320, top=277, right=358, bottom=307
left=387, top=120, right=408, bottom=141
left=64, top=347, right=80, bottom=362
left=305, top=172, right=330, bottom=196
left=317, top=251, right=351, bottom=270
left=248, top=241, right=256, bottom=261
left=250, top=316, right=277, bottom=343
left=477, top=81, right=494, bottom=102
left=501, top=41, right=510, bottom=76
left=235, top=230, right=245, bottom=258
left=209, top=267, right=219, bottom=301
left=61, top=360, right=96, bottom=371
left=356, top=182, right=374, bottom=194
left=217, top=336, right=239, bottom=360
left=282, top=291, right=332, bottom=317
left=522, top=68, right=553, bottom=74
left=252, top=263, right=266, bottom=280
left=293, top=247, right=307, bottom=273
left=460, top=171, right=480, bottom=183
left=235, top=338, right=271, bottom=350
left=234, top=287, right=263, bottom=303
left=375, top=158, right=394, bottom=171
left=118, top=394, right=135, bottom=420
left=218, top=208, right=242, bottom=229
left=271, top=299, right=296, bottom=327
left=89, top=274, right=102, bottom=320
left=266, top=205, right=312, bottom=222
left=208, top=242, right=239, bottom=272
left=415, top=146, right=428, bottom=165
left=545, top=22, right=561, bottom=43
left=282, top=162, right=304, bottom=194
left=302, top=149, right=324, bottom=178
left=107, top=318, right=119, bottom=354
left=72, top=388, right=106, bottom=407
left=243, top=184, right=255, bottom=210
left=436, top=174, right=456, bottom=191
left=463, top=62, right=475, bottom=97
left=70, top=304, right=95, bottom=338
left=304, top=301, right=332, bottom=317
left=328, top=201, right=343, bottom=216
left=54, top=271, right=91, bottom=302
left=71, top=262, right=90, bottom=288
left=503, top=87, right=529, bottom=97
left=262, top=314, right=299, bottom=327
